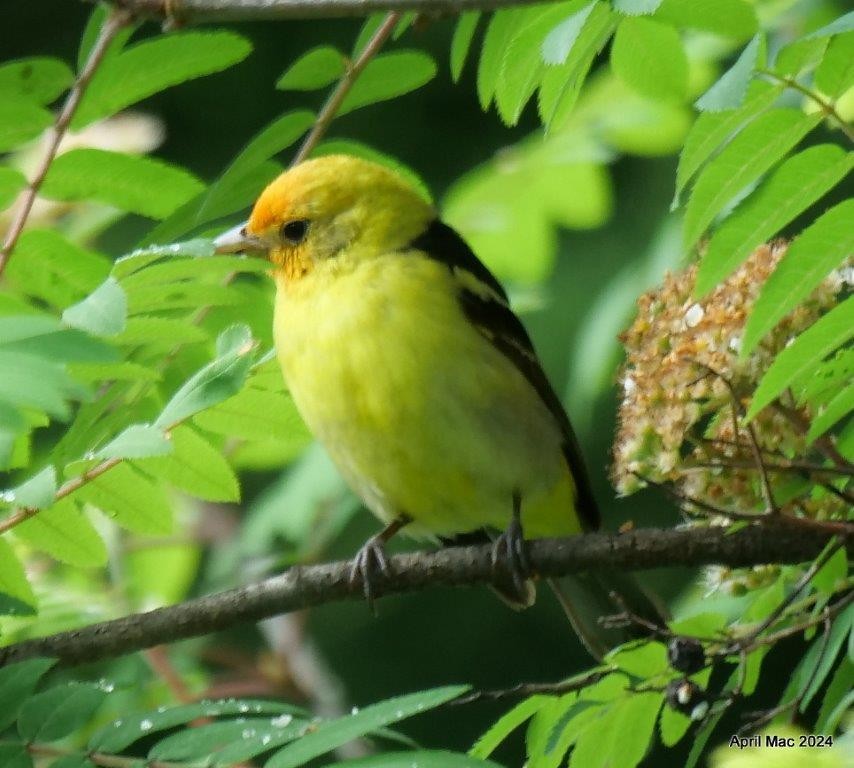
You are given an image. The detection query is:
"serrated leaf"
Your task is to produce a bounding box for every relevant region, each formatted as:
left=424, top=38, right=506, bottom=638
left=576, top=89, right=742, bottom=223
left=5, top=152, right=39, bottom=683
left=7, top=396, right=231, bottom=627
left=470, top=696, right=550, bottom=759
left=477, top=10, right=525, bottom=109
left=113, top=239, right=216, bottom=278
left=62, top=277, right=127, bottom=336
left=89, top=700, right=297, bottom=752
left=610, top=17, right=687, bottom=101
left=698, top=145, right=853, bottom=293
left=614, top=0, right=661, bottom=14
left=9, top=465, right=57, bottom=509
left=193, top=386, right=308, bottom=443
left=339, top=51, right=436, bottom=115
left=813, top=543, right=847, bottom=596
left=155, top=326, right=256, bottom=427
left=94, top=424, right=172, bottom=461
left=656, top=0, right=757, bottom=40
left=0, top=166, right=26, bottom=210
left=75, top=462, right=173, bottom=535
left=136, top=425, right=239, bottom=502
left=542, top=2, right=599, bottom=65
left=743, top=200, right=854, bottom=355
left=774, top=37, right=829, bottom=77
left=695, top=34, right=762, bottom=112
left=607, top=641, right=668, bottom=677
left=674, top=80, right=781, bottom=202
left=74, top=31, right=252, bottom=127
left=609, top=693, right=661, bottom=768
left=658, top=704, right=691, bottom=746
left=0, top=537, right=37, bottom=615
left=0, top=316, right=117, bottom=364
left=747, top=297, right=854, bottom=420
left=14, top=498, right=107, bottom=567
left=683, top=108, right=821, bottom=251
left=266, top=686, right=469, bottom=768
left=17, top=683, right=106, bottom=741
left=0, top=658, right=57, bottom=731
left=808, top=386, right=854, bottom=443
left=0, top=57, right=73, bottom=103
left=451, top=12, right=481, bottom=82
left=0, top=351, right=87, bottom=421
left=327, top=753, right=503, bottom=768
left=0, top=98, right=53, bottom=152
left=815, top=31, right=854, bottom=99
left=276, top=46, right=345, bottom=91
left=42, top=149, right=204, bottom=220
left=113, top=317, right=209, bottom=347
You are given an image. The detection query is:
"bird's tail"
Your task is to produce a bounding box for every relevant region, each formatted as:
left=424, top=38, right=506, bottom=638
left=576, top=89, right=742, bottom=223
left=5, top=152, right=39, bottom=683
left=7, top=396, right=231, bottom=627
left=547, top=571, right=669, bottom=661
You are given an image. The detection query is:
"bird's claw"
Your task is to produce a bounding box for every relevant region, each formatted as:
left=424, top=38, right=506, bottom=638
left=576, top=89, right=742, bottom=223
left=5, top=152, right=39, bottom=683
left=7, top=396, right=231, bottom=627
left=491, top=516, right=532, bottom=596
left=350, top=534, right=391, bottom=611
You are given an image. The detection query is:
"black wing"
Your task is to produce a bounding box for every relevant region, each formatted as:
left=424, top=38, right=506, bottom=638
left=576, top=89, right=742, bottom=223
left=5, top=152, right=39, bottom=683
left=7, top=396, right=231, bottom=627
left=408, top=219, right=600, bottom=531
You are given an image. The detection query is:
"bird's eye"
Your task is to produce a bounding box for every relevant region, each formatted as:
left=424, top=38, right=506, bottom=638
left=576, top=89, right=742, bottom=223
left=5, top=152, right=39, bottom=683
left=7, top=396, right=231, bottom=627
left=281, top=219, right=309, bottom=245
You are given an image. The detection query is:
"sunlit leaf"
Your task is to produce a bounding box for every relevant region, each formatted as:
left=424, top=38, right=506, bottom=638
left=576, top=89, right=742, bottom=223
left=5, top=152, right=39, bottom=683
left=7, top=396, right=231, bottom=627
left=339, top=51, right=436, bottom=115
left=0, top=57, right=73, bottom=103
left=477, top=9, right=525, bottom=108
left=328, top=753, right=504, bottom=768
left=276, top=46, right=345, bottom=90
left=610, top=17, right=687, bottom=101
left=14, top=498, right=107, bottom=567
left=0, top=98, right=53, bottom=152
left=94, top=424, right=172, bottom=461
left=0, top=166, right=26, bottom=210
left=695, top=34, right=762, bottom=112
left=470, top=696, right=550, bottom=759
left=8, top=465, right=57, bottom=509
left=747, top=297, right=854, bottom=420
left=0, top=536, right=37, bottom=615
left=814, top=31, right=854, bottom=98
left=805, top=11, right=854, bottom=40
left=451, top=12, right=481, bottom=82
left=614, top=0, right=661, bottom=14
left=62, top=277, right=127, bottom=336
left=807, top=385, right=854, bottom=443
left=656, top=0, right=757, bottom=40
left=743, top=199, right=854, bottom=355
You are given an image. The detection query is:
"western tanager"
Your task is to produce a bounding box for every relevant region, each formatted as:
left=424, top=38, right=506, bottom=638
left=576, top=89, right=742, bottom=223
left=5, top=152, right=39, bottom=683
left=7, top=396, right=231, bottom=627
left=215, top=155, right=662, bottom=659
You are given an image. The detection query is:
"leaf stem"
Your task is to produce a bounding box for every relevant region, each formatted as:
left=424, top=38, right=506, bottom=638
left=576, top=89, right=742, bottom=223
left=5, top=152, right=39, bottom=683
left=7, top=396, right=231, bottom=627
left=0, top=7, right=134, bottom=277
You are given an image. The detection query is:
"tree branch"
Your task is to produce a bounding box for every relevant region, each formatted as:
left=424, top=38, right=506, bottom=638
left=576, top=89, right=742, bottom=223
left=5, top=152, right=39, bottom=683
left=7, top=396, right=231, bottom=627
left=109, top=0, right=555, bottom=23
left=1, top=522, right=849, bottom=668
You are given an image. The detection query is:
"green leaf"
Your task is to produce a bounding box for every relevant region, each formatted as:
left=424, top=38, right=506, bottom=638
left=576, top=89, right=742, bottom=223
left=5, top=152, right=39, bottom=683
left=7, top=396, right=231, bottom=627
left=614, top=0, right=662, bottom=14
left=42, top=149, right=204, bottom=220
left=14, top=499, right=107, bottom=567
left=542, top=2, right=599, bottom=65
left=9, top=465, right=57, bottom=509
left=697, top=145, right=853, bottom=293
left=266, top=686, right=469, bottom=768
left=0, top=744, right=31, bottom=768
left=89, top=700, right=298, bottom=752
left=0, top=98, right=53, bottom=152
left=800, top=605, right=853, bottom=711
left=339, top=51, right=436, bottom=115
left=149, top=715, right=307, bottom=761
left=194, top=387, right=308, bottom=443
left=470, top=696, right=550, bottom=759
left=75, top=462, right=174, bottom=535
left=774, top=37, right=829, bottom=77
left=477, top=10, right=526, bottom=108
left=655, top=0, right=757, bottom=40
left=451, top=12, right=481, bottom=82
left=155, top=325, right=256, bottom=428
left=610, top=693, right=661, bottom=768
left=113, top=239, right=216, bottom=278
left=17, top=683, right=106, bottom=741
left=0, top=57, right=73, bottom=103
left=74, top=31, right=253, bottom=127
left=0, top=537, right=36, bottom=615
left=136, top=425, right=239, bottom=502
left=113, top=317, right=209, bottom=348
left=807, top=385, right=854, bottom=443
left=674, top=80, right=781, bottom=202
left=0, top=316, right=116, bottom=364
left=48, top=757, right=94, bottom=768
left=94, top=424, right=172, bottom=461
left=327, top=753, right=504, bottom=768
left=0, top=166, right=26, bottom=210
left=610, top=17, right=687, bottom=101
left=0, top=658, right=57, bottom=731
left=276, top=46, right=345, bottom=90
left=607, top=641, right=667, bottom=677
left=747, top=297, right=854, bottom=420
left=695, top=34, right=762, bottom=112
left=682, top=108, right=821, bottom=251
left=816, top=658, right=853, bottom=732
left=805, top=11, right=854, bottom=40
left=61, top=277, right=127, bottom=337
left=815, top=32, right=854, bottom=99
left=813, top=544, right=847, bottom=597
left=201, top=109, right=314, bottom=221
left=743, top=199, right=854, bottom=355
left=658, top=704, right=691, bottom=746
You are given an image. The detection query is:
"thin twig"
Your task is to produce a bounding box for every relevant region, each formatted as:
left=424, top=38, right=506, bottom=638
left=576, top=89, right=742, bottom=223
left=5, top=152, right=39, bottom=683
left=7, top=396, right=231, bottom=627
left=451, top=668, right=611, bottom=705
left=0, top=524, right=847, bottom=668
left=0, top=8, right=134, bottom=276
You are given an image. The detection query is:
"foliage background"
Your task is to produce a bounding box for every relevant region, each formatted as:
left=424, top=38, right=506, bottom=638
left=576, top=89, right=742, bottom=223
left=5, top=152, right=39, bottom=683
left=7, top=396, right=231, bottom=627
left=0, top=1, right=851, bottom=766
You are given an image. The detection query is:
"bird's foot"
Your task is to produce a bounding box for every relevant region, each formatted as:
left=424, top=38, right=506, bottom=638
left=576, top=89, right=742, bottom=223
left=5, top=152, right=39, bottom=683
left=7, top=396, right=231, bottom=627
left=491, top=515, right=532, bottom=597
left=349, top=533, right=391, bottom=611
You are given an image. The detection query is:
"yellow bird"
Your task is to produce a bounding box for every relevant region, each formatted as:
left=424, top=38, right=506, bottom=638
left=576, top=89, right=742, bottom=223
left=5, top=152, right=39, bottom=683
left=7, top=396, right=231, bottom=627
left=216, top=155, right=662, bottom=659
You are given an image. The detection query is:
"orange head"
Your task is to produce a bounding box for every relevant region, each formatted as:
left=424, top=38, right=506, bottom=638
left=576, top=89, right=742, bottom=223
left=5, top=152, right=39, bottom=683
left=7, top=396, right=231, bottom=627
left=215, top=155, right=435, bottom=281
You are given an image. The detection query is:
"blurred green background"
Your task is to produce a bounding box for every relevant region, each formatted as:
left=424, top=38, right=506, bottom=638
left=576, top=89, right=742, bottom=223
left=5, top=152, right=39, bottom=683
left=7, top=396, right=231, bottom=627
left=2, top=2, right=751, bottom=763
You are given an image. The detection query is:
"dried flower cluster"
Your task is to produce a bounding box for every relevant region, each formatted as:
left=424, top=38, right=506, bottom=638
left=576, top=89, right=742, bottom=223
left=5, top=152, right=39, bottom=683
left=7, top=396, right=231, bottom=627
left=613, top=241, right=846, bottom=523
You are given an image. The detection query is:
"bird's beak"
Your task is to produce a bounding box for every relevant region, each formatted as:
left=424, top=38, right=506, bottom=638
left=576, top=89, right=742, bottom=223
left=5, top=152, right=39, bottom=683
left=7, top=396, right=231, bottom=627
left=213, top=222, right=267, bottom=255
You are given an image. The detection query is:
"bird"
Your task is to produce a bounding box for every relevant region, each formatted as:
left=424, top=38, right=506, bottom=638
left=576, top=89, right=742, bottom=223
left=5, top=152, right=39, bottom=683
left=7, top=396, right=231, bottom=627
left=214, top=154, right=664, bottom=660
